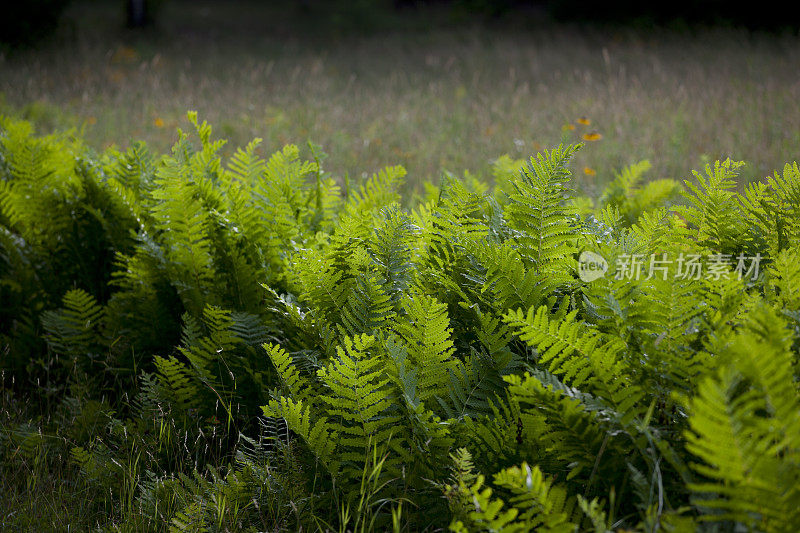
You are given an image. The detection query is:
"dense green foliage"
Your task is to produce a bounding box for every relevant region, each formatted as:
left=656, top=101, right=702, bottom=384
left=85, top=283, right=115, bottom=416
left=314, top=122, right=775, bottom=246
left=1, top=112, right=799, bottom=531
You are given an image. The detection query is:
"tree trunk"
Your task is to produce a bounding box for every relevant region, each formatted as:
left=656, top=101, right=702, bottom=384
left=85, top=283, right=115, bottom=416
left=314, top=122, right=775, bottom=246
left=127, top=0, right=147, bottom=28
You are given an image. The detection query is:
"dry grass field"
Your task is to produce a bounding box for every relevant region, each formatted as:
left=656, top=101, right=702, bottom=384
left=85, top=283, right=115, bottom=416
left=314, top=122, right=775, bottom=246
left=2, top=2, right=800, bottom=195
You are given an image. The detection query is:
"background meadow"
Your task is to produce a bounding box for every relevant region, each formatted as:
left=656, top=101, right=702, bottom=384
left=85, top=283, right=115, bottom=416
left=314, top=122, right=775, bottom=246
left=2, top=0, right=800, bottom=196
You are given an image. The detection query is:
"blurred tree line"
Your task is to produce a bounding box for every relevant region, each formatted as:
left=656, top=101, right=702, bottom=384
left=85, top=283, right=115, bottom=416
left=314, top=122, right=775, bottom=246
left=2, top=1, right=798, bottom=50
left=1, top=0, right=72, bottom=47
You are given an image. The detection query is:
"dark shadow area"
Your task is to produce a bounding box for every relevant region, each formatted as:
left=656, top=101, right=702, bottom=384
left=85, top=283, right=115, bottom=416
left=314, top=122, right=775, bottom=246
left=3, top=0, right=799, bottom=50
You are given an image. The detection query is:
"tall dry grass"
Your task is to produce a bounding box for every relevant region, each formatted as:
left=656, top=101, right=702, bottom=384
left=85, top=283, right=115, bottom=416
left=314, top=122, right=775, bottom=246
left=2, top=1, right=799, bottom=194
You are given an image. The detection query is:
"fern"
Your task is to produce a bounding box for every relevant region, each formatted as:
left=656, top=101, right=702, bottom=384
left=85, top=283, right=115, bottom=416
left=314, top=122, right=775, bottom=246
left=263, top=396, right=339, bottom=477
left=41, top=289, right=105, bottom=355
left=597, top=159, right=681, bottom=226
left=470, top=238, right=554, bottom=315
left=153, top=355, right=199, bottom=414
left=740, top=162, right=800, bottom=254
left=449, top=473, right=523, bottom=533
left=265, top=341, right=314, bottom=404
left=505, top=144, right=580, bottom=287
left=503, top=371, right=614, bottom=483
left=676, top=159, right=749, bottom=253
left=449, top=462, right=601, bottom=533
left=317, top=334, right=405, bottom=483
left=684, top=302, right=800, bottom=531
left=368, top=205, right=417, bottom=305
left=339, top=273, right=395, bottom=337
left=504, top=305, right=644, bottom=422
left=102, top=140, right=156, bottom=226
left=39, top=289, right=108, bottom=389
left=395, top=293, right=457, bottom=403
left=344, top=165, right=405, bottom=216
left=493, top=463, right=586, bottom=532
left=5, top=112, right=800, bottom=532
left=766, top=248, right=800, bottom=310
left=265, top=334, right=405, bottom=491
left=150, top=136, right=217, bottom=316
left=442, top=349, right=510, bottom=420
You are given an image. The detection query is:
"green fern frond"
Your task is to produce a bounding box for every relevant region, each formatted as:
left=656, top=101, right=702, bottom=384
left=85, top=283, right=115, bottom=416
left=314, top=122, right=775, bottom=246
left=177, top=306, right=238, bottom=396
left=0, top=117, right=81, bottom=233
left=344, top=165, right=405, bottom=216
left=102, top=141, right=156, bottom=226
left=395, top=293, right=457, bottom=402
left=318, top=334, right=397, bottom=444
left=491, top=154, right=528, bottom=202
left=252, top=143, right=319, bottom=252
left=441, top=350, right=510, bottom=420
left=675, top=159, right=748, bottom=253
left=638, top=277, right=710, bottom=395
left=263, top=143, right=318, bottom=201
left=471, top=239, right=553, bottom=313
left=339, top=274, right=395, bottom=337
left=600, top=159, right=652, bottom=203
left=505, top=144, right=580, bottom=282
left=449, top=461, right=592, bottom=533
left=493, top=462, right=584, bottom=532
left=503, top=372, right=611, bottom=482
left=225, top=138, right=266, bottom=185
left=766, top=162, right=800, bottom=249
left=297, top=253, right=353, bottom=330
left=368, top=206, right=417, bottom=305
left=153, top=355, right=199, bottom=413
left=150, top=140, right=217, bottom=315
left=626, top=179, right=682, bottom=223
left=766, top=248, right=800, bottom=310
left=41, top=288, right=105, bottom=360
left=262, top=396, right=339, bottom=476
left=316, top=334, right=407, bottom=484
left=265, top=342, right=313, bottom=404
left=474, top=309, right=514, bottom=364
left=504, top=306, right=643, bottom=421
left=684, top=302, right=800, bottom=531
left=449, top=473, right=523, bottom=533
left=629, top=207, right=674, bottom=255
left=433, top=176, right=491, bottom=244
left=597, top=160, right=680, bottom=226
